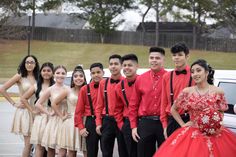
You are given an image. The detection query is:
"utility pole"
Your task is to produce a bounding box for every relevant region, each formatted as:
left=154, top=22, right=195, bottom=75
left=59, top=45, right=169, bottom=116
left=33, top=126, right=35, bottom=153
left=155, top=0, right=160, bottom=46
left=27, top=11, right=32, bottom=55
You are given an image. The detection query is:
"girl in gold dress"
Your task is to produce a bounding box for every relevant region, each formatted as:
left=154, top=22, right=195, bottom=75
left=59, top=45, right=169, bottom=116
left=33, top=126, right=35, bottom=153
left=21, top=62, right=54, bottom=157
left=35, top=65, right=68, bottom=157
left=0, top=55, right=39, bottom=157
left=52, top=65, right=87, bottom=157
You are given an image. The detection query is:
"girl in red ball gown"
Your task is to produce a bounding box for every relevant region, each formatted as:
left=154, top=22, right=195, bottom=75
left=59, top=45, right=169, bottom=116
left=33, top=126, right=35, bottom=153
left=153, top=59, right=236, bottom=157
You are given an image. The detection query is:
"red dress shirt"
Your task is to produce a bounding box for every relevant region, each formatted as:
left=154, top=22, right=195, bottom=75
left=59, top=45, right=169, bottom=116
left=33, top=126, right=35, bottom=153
left=74, top=81, right=99, bottom=129
left=129, top=68, right=167, bottom=129
left=160, top=65, right=194, bottom=128
left=114, top=75, right=138, bottom=130
left=95, top=76, right=124, bottom=126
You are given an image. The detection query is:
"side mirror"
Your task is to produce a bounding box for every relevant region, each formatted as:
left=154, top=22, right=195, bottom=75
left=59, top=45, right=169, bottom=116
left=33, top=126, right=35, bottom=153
left=234, top=104, right=236, bottom=114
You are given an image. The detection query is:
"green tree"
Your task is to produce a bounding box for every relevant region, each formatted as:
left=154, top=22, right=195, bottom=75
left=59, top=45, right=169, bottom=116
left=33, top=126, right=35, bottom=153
left=138, top=0, right=176, bottom=46
left=69, top=0, right=134, bottom=43
left=166, top=0, right=216, bottom=48
left=212, top=0, right=236, bottom=34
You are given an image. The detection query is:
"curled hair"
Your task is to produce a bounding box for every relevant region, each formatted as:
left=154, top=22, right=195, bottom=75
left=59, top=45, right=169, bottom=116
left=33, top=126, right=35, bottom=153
left=70, top=65, right=87, bottom=88
left=35, top=62, right=55, bottom=107
left=191, top=59, right=215, bottom=85
left=171, top=42, right=189, bottom=55
left=17, top=55, right=40, bottom=81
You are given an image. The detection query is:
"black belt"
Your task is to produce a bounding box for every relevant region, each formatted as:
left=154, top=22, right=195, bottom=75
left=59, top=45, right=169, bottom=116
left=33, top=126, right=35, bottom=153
left=140, top=116, right=160, bottom=121
left=123, top=117, right=129, bottom=121
left=87, top=115, right=96, bottom=119
left=102, top=115, right=115, bottom=121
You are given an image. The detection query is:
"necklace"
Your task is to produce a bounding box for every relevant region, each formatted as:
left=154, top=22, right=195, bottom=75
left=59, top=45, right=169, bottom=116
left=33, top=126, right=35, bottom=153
left=195, top=85, right=209, bottom=96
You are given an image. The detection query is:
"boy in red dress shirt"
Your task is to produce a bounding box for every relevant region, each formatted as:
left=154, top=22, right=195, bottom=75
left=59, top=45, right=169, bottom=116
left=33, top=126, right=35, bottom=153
left=74, top=63, right=104, bottom=157
left=95, top=54, right=128, bottom=157
left=160, top=43, right=194, bottom=138
left=114, top=54, right=139, bottom=157
left=129, top=47, right=167, bottom=157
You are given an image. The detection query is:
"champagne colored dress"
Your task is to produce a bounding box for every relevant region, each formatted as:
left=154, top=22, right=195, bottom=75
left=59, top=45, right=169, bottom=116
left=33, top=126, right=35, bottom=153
left=11, top=78, right=35, bottom=136
left=57, top=89, right=87, bottom=151
left=30, top=85, right=49, bottom=145
left=41, top=91, right=66, bottom=149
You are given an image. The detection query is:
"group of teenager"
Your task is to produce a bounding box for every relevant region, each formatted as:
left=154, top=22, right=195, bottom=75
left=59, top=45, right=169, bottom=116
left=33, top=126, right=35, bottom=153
left=1, top=42, right=236, bottom=157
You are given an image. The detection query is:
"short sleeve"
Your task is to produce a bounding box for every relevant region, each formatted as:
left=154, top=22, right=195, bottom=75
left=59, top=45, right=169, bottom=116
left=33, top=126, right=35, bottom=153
left=174, top=91, right=189, bottom=110
left=215, top=93, right=228, bottom=111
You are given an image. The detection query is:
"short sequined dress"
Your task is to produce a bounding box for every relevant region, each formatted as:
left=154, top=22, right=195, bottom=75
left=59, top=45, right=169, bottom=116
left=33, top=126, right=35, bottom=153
left=153, top=91, right=236, bottom=157
left=57, top=89, right=87, bottom=151
left=30, top=84, right=49, bottom=145
left=41, top=91, right=66, bottom=149
left=11, top=78, right=35, bottom=136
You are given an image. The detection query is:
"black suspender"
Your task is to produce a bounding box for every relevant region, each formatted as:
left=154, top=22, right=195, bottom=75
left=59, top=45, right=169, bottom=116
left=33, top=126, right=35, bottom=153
left=170, top=71, right=174, bottom=105
left=86, top=84, right=94, bottom=117
left=121, top=80, right=129, bottom=107
left=170, top=71, right=192, bottom=105
left=188, top=75, right=192, bottom=87
left=104, top=78, right=109, bottom=115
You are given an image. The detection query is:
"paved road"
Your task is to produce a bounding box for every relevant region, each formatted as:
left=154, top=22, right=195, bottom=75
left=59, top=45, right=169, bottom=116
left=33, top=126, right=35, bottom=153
left=0, top=99, right=119, bottom=157
left=0, top=99, right=24, bottom=157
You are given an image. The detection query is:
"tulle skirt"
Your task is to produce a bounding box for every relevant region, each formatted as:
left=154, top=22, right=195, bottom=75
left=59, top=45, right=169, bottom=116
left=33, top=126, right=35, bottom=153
left=153, top=126, right=236, bottom=157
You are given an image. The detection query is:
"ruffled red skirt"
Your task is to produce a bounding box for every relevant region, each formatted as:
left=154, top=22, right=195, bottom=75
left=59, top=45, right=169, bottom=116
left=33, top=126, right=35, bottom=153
left=153, top=127, right=236, bottom=157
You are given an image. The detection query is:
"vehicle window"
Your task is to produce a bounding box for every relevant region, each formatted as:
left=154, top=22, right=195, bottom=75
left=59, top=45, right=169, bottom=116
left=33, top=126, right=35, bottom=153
left=64, top=77, right=71, bottom=86
left=218, top=82, right=236, bottom=114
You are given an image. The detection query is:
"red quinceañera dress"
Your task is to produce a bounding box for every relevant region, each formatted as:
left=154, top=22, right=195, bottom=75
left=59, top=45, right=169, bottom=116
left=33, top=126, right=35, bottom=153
left=153, top=91, right=236, bottom=157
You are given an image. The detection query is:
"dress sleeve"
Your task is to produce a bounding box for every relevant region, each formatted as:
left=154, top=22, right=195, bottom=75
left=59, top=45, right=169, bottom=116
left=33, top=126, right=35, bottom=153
left=216, top=93, right=228, bottom=111
left=174, top=91, right=189, bottom=111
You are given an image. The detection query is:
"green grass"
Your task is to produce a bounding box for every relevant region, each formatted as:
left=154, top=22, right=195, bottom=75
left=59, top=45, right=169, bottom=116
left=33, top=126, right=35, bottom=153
left=0, top=39, right=236, bottom=81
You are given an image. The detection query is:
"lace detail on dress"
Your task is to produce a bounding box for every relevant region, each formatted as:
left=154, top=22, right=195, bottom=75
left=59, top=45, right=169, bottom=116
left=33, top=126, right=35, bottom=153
left=191, top=130, right=199, bottom=138
left=171, top=127, right=190, bottom=145
left=206, top=137, right=214, bottom=157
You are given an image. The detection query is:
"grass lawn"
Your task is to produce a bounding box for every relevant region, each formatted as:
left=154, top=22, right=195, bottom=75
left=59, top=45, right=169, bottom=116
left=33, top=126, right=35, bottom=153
left=0, top=39, right=236, bottom=82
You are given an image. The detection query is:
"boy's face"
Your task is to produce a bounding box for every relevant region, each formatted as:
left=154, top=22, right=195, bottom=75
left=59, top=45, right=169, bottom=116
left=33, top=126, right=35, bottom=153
left=90, top=67, right=104, bottom=83
left=109, top=58, right=122, bottom=76
left=122, top=60, right=138, bottom=78
left=172, top=51, right=189, bottom=69
left=149, top=52, right=165, bottom=72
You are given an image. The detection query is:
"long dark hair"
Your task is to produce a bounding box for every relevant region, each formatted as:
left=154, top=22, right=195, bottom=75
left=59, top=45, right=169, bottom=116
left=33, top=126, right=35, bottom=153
left=35, top=62, right=55, bottom=107
left=191, top=59, right=214, bottom=85
left=70, top=65, right=87, bottom=88
left=17, top=55, right=40, bottom=81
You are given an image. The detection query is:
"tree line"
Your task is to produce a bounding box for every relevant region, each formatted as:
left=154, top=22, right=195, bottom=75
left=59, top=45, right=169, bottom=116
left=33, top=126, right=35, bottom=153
left=0, top=0, right=235, bottom=48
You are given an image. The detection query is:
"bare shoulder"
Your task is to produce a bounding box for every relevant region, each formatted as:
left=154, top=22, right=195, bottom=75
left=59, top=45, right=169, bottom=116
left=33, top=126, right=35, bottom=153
left=182, top=86, right=194, bottom=93
left=210, top=85, right=224, bottom=94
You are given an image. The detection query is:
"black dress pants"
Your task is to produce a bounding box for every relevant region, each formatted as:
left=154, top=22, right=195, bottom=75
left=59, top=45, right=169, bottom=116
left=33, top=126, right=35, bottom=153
left=137, top=117, right=165, bottom=157
left=85, top=116, right=101, bottom=157
left=121, top=118, right=137, bottom=157
left=167, top=113, right=190, bottom=137
left=101, top=116, right=128, bottom=157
